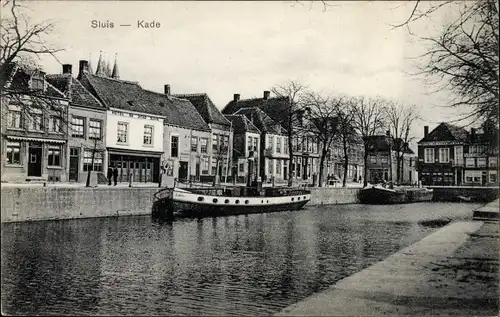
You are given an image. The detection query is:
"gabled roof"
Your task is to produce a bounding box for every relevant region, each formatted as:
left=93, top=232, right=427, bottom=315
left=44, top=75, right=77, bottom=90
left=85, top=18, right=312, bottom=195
left=365, top=135, right=414, bottom=154
left=418, top=122, right=469, bottom=143
left=224, top=114, right=261, bottom=134
left=46, top=74, right=104, bottom=110
left=233, top=107, right=286, bottom=135
left=173, top=93, right=231, bottom=128
left=223, top=96, right=292, bottom=130
left=2, top=63, right=67, bottom=100
left=80, top=72, right=210, bottom=131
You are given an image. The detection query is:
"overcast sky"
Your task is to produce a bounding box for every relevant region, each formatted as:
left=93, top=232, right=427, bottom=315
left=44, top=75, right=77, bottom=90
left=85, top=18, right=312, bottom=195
left=22, top=1, right=467, bottom=144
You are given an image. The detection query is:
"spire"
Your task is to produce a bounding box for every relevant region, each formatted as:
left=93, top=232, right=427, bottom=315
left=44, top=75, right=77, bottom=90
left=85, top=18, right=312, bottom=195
left=104, top=57, right=112, bottom=77
left=111, top=53, right=120, bottom=79
left=88, top=53, right=94, bottom=74
left=95, top=50, right=105, bottom=76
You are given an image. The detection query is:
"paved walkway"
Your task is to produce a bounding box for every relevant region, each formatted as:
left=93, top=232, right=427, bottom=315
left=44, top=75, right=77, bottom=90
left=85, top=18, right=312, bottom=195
left=276, top=216, right=499, bottom=316
left=473, top=198, right=499, bottom=220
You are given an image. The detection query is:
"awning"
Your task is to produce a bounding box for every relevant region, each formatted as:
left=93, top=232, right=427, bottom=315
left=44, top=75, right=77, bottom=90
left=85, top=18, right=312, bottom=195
left=6, top=136, right=66, bottom=144
left=107, top=147, right=163, bottom=158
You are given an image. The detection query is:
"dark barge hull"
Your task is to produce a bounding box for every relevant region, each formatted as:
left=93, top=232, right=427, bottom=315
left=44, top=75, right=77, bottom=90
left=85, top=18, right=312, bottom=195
left=359, top=186, right=433, bottom=204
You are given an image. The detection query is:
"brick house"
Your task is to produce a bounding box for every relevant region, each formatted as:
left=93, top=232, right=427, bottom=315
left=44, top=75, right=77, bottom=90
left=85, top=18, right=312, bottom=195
left=172, top=91, right=234, bottom=183
left=1, top=64, right=70, bottom=183
left=46, top=62, right=107, bottom=183
left=224, top=114, right=261, bottom=184
left=416, top=122, right=498, bottom=186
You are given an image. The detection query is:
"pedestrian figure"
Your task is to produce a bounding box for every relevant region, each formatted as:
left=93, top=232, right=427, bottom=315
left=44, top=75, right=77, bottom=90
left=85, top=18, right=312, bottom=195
left=113, top=165, right=119, bottom=186
left=107, top=165, right=113, bottom=186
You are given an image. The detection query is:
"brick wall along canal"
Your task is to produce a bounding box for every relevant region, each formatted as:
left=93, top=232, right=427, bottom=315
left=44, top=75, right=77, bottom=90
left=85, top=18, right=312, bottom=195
left=1, top=202, right=481, bottom=316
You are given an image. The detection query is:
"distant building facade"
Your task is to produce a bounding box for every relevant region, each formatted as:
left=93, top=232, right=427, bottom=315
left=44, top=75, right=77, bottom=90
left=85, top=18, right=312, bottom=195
left=418, top=122, right=498, bottom=186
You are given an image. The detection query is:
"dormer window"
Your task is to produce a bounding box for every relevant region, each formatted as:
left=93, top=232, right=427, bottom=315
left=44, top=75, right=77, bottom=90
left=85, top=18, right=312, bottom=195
left=30, top=74, right=45, bottom=91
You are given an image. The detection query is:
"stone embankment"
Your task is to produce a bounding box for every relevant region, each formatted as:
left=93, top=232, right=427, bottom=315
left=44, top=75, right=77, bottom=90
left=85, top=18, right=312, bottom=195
left=276, top=201, right=499, bottom=316
left=0, top=185, right=361, bottom=223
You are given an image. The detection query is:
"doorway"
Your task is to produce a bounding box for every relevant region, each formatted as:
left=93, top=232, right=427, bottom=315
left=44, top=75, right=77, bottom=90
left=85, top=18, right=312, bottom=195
left=28, top=143, right=42, bottom=177
left=69, top=147, right=79, bottom=181
left=195, top=162, right=200, bottom=181
left=178, top=161, right=188, bottom=180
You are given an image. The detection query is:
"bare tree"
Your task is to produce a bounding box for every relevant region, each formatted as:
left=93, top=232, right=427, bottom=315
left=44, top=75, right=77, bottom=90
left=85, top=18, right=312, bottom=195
left=386, top=102, right=419, bottom=184
left=1, top=0, right=62, bottom=88
left=395, top=0, right=499, bottom=125
left=333, top=99, right=359, bottom=188
left=302, top=91, right=339, bottom=187
left=351, top=96, right=387, bottom=187
left=271, top=80, right=308, bottom=187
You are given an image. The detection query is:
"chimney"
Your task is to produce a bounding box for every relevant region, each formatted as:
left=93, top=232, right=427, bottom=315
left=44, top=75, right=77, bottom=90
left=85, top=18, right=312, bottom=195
left=424, top=126, right=429, bottom=137
left=62, top=64, right=72, bottom=74
left=263, top=90, right=270, bottom=100
left=164, top=84, right=170, bottom=95
left=78, top=60, right=89, bottom=76
left=233, top=93, right=240, bottom=102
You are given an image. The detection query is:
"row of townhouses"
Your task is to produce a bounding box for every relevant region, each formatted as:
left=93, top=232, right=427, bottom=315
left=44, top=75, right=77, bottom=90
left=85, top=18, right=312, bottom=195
left=417, top=122, right=498, bottom=186
left=2, top=57, right=371, bottom=186
left=12, top=57, right=492, bottom=187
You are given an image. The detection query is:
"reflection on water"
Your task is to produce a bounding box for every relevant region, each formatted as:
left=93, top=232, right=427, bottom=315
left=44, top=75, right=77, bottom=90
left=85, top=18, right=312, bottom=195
left=1, top=202, right=477, bottom=316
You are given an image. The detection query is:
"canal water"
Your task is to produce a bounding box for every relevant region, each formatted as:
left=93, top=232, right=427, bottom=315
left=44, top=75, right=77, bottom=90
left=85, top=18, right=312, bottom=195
left=1, top=202, right=479, bottom=316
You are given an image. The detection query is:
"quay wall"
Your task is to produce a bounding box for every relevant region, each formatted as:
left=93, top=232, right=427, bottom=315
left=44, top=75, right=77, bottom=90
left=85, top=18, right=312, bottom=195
left=1, top=187, right=157, bottom=223
left=1, top=186, right=361, bottom=223
left=429, top=186, right=498, bottom=202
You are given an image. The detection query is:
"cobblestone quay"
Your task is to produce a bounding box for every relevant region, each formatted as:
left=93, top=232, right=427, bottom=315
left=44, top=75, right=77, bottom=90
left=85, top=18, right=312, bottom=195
left=1, top=202, right=482, bottom=315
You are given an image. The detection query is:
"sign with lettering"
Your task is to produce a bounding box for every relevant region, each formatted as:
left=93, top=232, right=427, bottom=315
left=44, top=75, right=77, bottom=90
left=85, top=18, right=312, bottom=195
left=417, top=141, right=463, bottom=146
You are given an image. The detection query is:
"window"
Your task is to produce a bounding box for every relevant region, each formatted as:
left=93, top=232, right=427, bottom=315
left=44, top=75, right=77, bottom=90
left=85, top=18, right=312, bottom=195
left=284, top=138, right=288, bottom=154
left=489, top=171, right=497, bottom=184
left=381, top=156, right=388, bottom=164
left=200, top=138, right=208, bottom=153
left=454, top=146, right=463, bottom=165
left=202, top=157, right=209, bottom=174
left=439, top=148, right=450, bottom=163
left=49, top=115, right=63, bottom=133
left=90, top=120, right=102, bottom=139
left=171, top=135, right=178, bottom=157
left=276, top=160, right=281, bottom=174
left=247, top=136, right=253, bottom=152
left=477, top=157, right=487, bottom=167
left=466, top=158, right=475, bottom=167
left=370, top=155, right=377, bottom=164
left=30, top=75, right=44, bottom=91
left=465, top=171, right=481, bottom=183
left=7, top=110, right=21, bottom=129
left=83, top=150, right=103, bottom=172
left=6, top=142, right=21, bottom=165
left=269, top=136, right=274, bottom=152
left=489, top=157, right=498, bottom=168
left=424, top=148, right=434, bottom=163
left=143, top=125, right=153, bottom=145
left=277, top=137, right=281, bottom=153
left=268, top=160, right=273, bottom=175
left=191, top=136, right=198, bottom=152
left=212, top=135, right=218, bottom=153
left=117, top=122, right=128, bottom=143
left=30, top=113, right=43, bottom=131
left=253, top=137, right=258, bottom=151
left=47, top=145, right=61, bottom=166
left=307, top=137, right=312, bottom=152
left=71, top=117, right=85, bottom=138
left=239, top=163, right=244, bottom=172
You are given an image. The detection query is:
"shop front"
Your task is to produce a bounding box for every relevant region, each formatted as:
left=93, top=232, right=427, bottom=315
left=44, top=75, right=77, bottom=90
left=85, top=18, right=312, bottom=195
left=107, top=148, right=162, bottom=183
